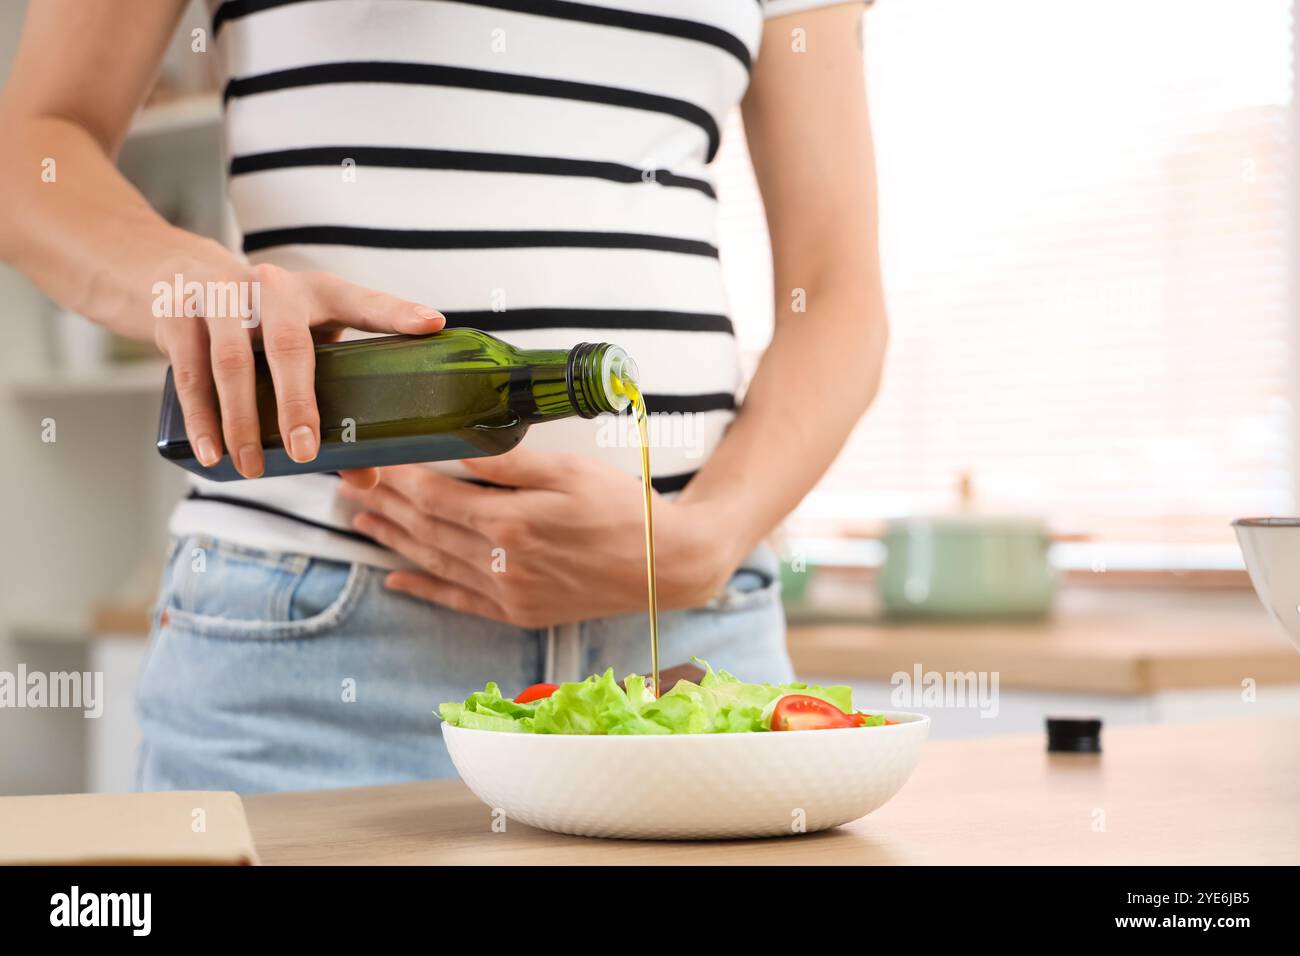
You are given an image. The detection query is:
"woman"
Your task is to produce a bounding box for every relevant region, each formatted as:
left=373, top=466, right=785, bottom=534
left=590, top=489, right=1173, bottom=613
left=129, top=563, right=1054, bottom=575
left=0, top=0, right=886, bottom=792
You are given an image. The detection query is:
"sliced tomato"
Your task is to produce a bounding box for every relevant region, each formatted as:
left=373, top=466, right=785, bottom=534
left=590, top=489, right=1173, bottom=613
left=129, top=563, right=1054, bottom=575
left=514, top=683, right=559, bottom=704
left=770, top=694, right=859, bottom=732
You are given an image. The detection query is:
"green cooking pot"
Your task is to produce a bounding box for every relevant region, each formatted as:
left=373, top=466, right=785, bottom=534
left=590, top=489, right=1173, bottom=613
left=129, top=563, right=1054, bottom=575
left=877, top=515, right=1056, bottom=619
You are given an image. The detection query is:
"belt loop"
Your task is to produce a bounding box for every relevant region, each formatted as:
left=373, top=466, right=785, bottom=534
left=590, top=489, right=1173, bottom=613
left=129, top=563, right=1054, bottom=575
left=554, top=623, right=582, bottom=682
left=543, top=626, right=557, bottom=684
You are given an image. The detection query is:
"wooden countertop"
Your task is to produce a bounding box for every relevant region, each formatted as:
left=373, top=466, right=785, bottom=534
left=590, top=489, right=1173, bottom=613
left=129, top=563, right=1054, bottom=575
left=243, top=717, right=1300, bottom=865
left=787, top=588, right=1300, bottom=694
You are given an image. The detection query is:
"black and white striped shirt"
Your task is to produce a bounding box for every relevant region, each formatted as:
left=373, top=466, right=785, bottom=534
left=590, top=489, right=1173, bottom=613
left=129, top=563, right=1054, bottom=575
left=173, top=0, right=853, bottom=567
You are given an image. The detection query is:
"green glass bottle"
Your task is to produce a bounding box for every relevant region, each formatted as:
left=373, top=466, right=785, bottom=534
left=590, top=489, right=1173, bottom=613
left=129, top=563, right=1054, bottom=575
left=156, top=328, right=638, bottom=480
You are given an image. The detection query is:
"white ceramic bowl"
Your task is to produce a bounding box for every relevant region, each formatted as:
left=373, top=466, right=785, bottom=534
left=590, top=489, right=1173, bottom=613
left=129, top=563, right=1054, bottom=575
left=442, top=712, right=930, bottom=840
left=1234, top=518, right=1300, bottom=651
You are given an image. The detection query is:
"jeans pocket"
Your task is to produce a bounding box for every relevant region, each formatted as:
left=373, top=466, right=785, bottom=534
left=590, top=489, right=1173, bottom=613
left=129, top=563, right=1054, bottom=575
left=703, top=561, right=783, bottom=613
left=159, top=535, right=367, bottom=640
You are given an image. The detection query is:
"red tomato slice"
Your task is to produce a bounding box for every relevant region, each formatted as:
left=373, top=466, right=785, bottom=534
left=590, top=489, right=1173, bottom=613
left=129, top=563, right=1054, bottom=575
left=770, top=695, right=859, bottom=732
left=514, top=683, right=559, bottom=704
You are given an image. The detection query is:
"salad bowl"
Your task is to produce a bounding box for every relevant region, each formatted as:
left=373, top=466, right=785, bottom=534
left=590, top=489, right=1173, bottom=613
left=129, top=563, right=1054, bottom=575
left=442, top=712, right=930, bottom=840
left=1234, top=517, right=1300, bottom=650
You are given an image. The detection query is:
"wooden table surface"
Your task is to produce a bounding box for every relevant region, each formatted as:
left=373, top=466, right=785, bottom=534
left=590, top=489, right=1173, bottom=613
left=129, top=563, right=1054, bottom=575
left=243, top=717, right=1300, bottom=865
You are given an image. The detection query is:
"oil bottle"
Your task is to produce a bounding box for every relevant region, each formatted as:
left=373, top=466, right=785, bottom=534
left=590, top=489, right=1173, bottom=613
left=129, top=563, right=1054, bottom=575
left=156, top=328, right=638, bottom=480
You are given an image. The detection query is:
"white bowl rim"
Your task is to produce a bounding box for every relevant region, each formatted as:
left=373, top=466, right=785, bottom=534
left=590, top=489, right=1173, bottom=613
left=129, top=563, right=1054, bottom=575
left=1233, top=517, right=1300, bottom=527
left=442, top=710, right=930, bottom=740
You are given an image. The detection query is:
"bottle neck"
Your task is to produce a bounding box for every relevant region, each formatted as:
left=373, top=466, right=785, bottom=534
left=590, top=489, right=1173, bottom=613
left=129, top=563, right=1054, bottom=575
left=510, top=343, right=636, bottom=422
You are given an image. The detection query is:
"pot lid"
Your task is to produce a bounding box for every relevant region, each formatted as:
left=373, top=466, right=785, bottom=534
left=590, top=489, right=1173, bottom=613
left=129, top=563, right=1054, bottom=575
left=886, top=472, right=1049, bottom=533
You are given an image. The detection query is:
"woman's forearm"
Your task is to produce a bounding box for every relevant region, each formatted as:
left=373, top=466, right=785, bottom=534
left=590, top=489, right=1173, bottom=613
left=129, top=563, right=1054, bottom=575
left=0, top=88, right=441, bottom=478
left=0, top=114, right=245, bottom=342
left=676, top=4, right=885, bottom=578
left=678, top=280, right=888, bottom=570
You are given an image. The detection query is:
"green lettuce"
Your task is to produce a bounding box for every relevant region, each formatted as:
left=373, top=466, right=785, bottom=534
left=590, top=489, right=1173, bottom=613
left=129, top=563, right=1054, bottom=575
left=529, top=671, right=669, bottom=735
left=438, top=660, right=872, bottom=735
left=437, top=681, right=540, bottom=733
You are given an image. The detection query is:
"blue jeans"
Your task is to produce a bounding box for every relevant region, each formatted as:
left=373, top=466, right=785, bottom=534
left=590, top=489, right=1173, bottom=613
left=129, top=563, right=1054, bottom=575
left=135, top=534, right=792, bottom=794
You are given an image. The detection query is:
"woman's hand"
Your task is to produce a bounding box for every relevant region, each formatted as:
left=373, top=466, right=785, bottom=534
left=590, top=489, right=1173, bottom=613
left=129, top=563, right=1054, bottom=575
left=0, top=1, right=439, bottom=485
left=155, top=263, right=444, bottom=479
left=337, top=449, right=740, bottom=627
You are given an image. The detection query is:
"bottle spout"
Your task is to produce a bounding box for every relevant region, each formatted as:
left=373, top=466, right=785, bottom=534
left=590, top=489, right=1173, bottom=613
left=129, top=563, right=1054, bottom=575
left=602, top=347, right=639, bottom=414
left=566, top=342, right=638, bottom=417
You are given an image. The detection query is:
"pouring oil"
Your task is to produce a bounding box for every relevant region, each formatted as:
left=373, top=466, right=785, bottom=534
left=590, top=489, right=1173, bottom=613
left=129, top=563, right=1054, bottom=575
left=611, top=372, right=660, bottom=698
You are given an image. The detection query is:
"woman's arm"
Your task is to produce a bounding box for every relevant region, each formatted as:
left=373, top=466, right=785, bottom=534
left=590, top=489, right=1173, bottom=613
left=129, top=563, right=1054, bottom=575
left=677, top=2, right=887, bottom=565
left=0, top=0, right=235, bottom=341
left=340, top=4, right=886, bottom=626
left=0, top=0, right=442, bottom=478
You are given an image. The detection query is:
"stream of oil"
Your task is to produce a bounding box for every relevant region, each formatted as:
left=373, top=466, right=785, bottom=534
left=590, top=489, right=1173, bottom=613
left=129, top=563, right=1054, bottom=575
left=613, top=375, right=660, bottom=697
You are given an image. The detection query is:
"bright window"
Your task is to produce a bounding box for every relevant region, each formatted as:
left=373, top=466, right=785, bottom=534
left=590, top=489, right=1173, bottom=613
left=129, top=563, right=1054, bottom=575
left=716, top=0, right=1297, bottom=567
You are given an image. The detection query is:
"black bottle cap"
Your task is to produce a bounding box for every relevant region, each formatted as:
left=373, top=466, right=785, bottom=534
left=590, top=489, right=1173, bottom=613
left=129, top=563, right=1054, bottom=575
left=1046, top=717, right=1102, bottom=753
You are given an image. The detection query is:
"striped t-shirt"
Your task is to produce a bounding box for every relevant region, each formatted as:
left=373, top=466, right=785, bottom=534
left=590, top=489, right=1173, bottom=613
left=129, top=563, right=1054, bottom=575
left=173, top=0, right=855, bottom=568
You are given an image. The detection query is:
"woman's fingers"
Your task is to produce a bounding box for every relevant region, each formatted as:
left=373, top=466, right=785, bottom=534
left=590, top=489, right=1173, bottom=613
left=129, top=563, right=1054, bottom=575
left=385, top=570, right=510, bottom=623
left=158, top=315, right=223, bottom=467
left=347, top=482, right=499, bottom=578
left=257, top=272, right=320, bottom=464
left=373, top=464, right=509, bottom=532
left=352, top=510, right=499, bottom=598
left=204, top=314, right=264, bottom=478
left=460, top=446, right=579, bottom=491
left=154, top=265, right=447, bottom=478
left=306, top=271, right=445, bottom=335
left=254, top=266, right=440, bottom=468
left=339, top=467, right=380, bottom=490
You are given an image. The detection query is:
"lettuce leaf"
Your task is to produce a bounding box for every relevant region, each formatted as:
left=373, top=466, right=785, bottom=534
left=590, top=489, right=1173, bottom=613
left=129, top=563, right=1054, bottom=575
left=438, top=660, right=868, bottom=735
left=529, top=669, right=669, bottom=736
left=437, top=681, right=538, bottom=733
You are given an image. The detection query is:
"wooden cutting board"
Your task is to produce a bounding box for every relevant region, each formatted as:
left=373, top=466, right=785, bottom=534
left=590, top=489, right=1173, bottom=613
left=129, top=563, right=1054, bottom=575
left=0, top=791, right=258, bottom=865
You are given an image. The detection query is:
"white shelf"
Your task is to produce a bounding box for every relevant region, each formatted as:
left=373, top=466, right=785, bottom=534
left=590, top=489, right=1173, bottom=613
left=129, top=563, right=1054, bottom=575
left=7, top=361, right=168, bottom=399
left=128, top=94, right=221, bottom=139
